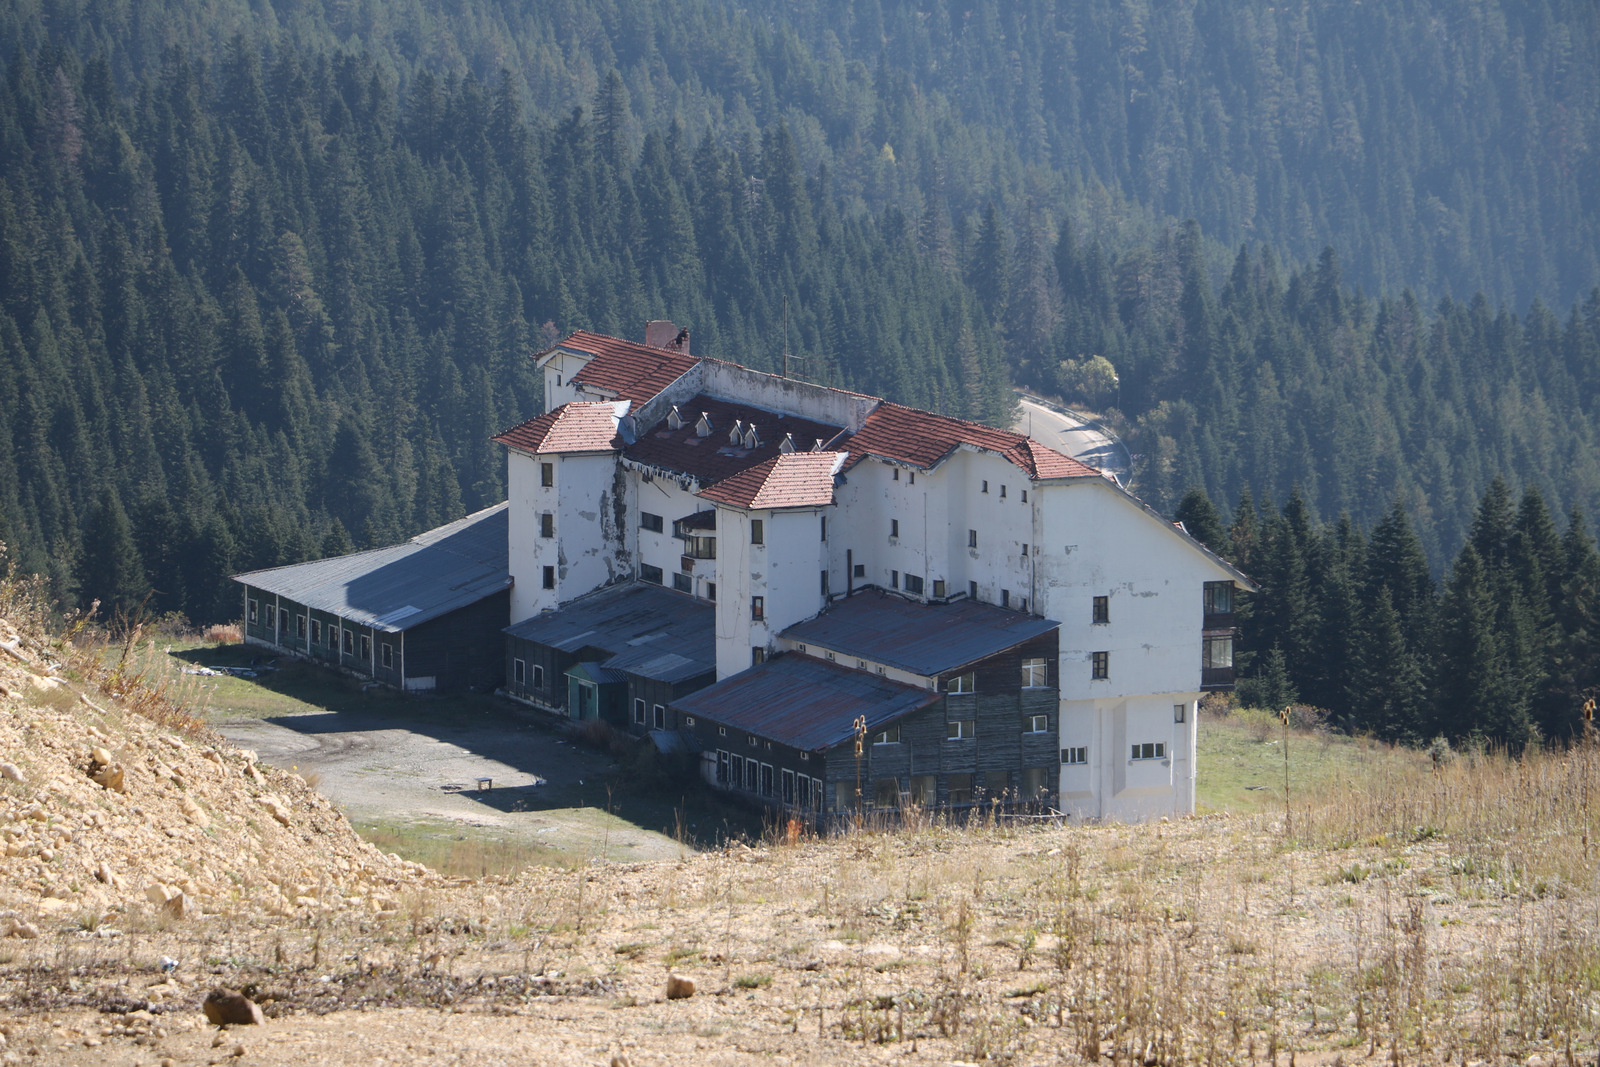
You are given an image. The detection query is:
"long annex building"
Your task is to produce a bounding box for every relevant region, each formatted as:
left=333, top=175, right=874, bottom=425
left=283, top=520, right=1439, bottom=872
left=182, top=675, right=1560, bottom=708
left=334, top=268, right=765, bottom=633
left=500, top=322, right=1254, bottom=822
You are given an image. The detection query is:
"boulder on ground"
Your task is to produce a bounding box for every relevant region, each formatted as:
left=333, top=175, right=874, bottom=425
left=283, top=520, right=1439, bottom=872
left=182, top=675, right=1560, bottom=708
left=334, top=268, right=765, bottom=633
left=666, top=974, right=696, bottom=1000
left=203, top=988, right=265, bottom=1026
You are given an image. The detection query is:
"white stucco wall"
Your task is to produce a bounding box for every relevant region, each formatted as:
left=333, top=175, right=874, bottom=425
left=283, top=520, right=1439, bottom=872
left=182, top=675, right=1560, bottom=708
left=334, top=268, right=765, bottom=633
left=713, top=505, right=830, bottom=679
left=540, top=350, right=592, bottom=413
left=507, top=449, right=627, bottom=624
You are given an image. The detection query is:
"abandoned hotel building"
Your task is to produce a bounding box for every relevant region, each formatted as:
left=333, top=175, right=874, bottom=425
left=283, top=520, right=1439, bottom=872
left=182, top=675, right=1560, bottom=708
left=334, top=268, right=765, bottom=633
left=237, top=322, right=1252, bottom=823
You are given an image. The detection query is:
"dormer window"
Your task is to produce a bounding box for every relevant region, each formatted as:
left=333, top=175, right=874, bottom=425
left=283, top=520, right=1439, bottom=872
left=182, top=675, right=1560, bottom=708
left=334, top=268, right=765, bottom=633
left=743, top=425, right=761, bottom=449
left=667, top=405, right=685, bottom=430
left=728, top=420, right=744, bottom=445
left=813, top=439, right=824, bottom=451
left=780, top=433, right=797, bottom=454
left=696, top=412, right=714, bottom=437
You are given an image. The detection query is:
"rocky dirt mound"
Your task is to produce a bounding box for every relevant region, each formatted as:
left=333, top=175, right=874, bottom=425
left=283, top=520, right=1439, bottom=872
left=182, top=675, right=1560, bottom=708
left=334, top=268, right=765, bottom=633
left=0, top=614, right=434, bottom=939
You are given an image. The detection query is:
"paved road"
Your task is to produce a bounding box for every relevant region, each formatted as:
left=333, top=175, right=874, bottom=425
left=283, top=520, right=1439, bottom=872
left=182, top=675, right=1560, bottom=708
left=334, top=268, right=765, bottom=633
left=1014, top=393, right=1132, bottom=483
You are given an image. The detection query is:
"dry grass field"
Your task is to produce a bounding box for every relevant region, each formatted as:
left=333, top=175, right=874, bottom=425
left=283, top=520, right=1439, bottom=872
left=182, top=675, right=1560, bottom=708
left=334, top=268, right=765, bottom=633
left=1, top=561, right=1597, bottom=1063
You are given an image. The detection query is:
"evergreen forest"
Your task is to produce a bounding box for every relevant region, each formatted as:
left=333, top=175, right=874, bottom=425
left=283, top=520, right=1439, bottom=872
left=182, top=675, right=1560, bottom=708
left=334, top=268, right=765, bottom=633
left=2, top=0, right=1599, bottom=745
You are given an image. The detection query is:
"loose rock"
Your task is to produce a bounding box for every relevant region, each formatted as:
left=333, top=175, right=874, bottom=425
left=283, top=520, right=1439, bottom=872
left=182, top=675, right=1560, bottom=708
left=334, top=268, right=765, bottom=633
left=0, top=762, right=22, bottom=783
left=666, top=974, right=696, bottom=1000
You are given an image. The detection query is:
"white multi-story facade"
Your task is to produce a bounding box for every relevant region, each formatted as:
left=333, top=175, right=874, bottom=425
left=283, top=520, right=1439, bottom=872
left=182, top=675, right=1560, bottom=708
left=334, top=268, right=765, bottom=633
left=495, top=323, right=1252, bottom=821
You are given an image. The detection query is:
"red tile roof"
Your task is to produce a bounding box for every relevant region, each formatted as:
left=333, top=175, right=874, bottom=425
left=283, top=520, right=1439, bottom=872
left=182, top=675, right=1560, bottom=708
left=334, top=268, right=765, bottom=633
left=842, top=402, right=1099, bottom=480
left=698, top=452, right=844, bottom=510
left=493, top=401, right=624, bottom=454
left=623, top=394, right=844, bottom=486
left=560, top=331, right=698, bottom=403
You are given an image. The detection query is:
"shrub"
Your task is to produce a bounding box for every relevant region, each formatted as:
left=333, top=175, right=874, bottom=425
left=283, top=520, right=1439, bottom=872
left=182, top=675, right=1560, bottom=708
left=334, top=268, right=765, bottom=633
left=204, top=623, right=243, bottom=644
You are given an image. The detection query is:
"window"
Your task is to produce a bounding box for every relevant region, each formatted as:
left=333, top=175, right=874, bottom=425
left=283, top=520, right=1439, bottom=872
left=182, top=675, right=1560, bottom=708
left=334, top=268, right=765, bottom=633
left=532, top=665, right=545, bottom=688
left=782, top=768, right=796, bottom=804
left=821, top=570, right=830, bottom=596
left=672, top=572, right=692, bottom=593
left=706, top=582, right=716, bottom=601
left=890, top=518, right=899, bottom=538
left=835, top=781, right=856, bottom=811
left=908, top=471, right=915, bottom=485
left=1132, top=742, right=1167, bottom=761
left=1020, top=597, right=1028, bottom=613
left=640, top=563, right=663, bottom=584
left=910, top=775, right=936, bottom=807
left=361, top=635, right=371, bottom=659
left=543, top=565, right=556, bottom=589
left=752, top=646, right=766, bottom=666
left=892, top=467, right=899, bottom=481
left=1021, top=490, right=1028, bottom=503
left=799, top=751, right=809, bottom=761
left=310, top=619, right=321, bottom=644
left=873, top=725, right=901, bottom=745
left=1203, top=581, right=1234, bottom=615
left=820, top=516, right=827, bottom=541
left=872, top=778, right=901, bottom=809
left=343, top=630, right=355, bottom=654
left=946, top=719, right=975, bottom=740
left=381, top=643, right=393, bottom=668
left=1092, top=651, right=1109, bottom=679
left=684, top=716, right=695, bottom=727
left=761, top=764, right=774, bottom=796
left=1203, top=635, right=1234, bottom=669
left=981, top=480, right=989, bottom=494
left=514, top=659, right=526, bottom=685
left=681, top=534, right=716, bottom=560
left=1000, top=484, right=1007, bottom=498
left=718, top=726, right=727, bottom=736
left=295, top=614, right=306, bottom=637
left=968, top=529, right=978, bottom=548
left=1092, top=596, right=1109, bottom=624
left=717, top=750, right=730, bottom=784
left=540, top=462, right=554, bottom=487
left=280, top=608, right=290, bottom=631
left=853, top=563, right=865, bottom=578
left=750, top=519, right=764, bottom=544
left=1175, top=703, right=1187, bottom=723
left=1022, top=768, right=1049, bottom=797
left=745, top=760, right=759, bottom=792
left=1001, top=589, right=1011, bottom=608
left=641, top=512, right=664, bottom=533
left=1026, top=713, right=1050, bottom=733
left=248, top=598, right=258, bottom=624
left=1021, top=543, right=1029, bottom=556
left=329, top=625, right=339, bottom=648
left=891, top=570, right=900, bottom=589
left=634, top=698, right=646, bottom=725
left=948, top=773, right=973, bottom=804
left=540, top=512, right=554, bottom=538
left=653, top=704, right=666, bottom=729
left=982, top=771, right=1009, bottom=798
left=825, top=651, right=836, bottom=661
left=947, top=672, right=975, bottom=694
left=1021, top=657, right=1048, bottom=687
left=933, top=579, right=947, bottom=598
left=1062, top=746, right=1088, bottom=765
left=969, top=580, right=979, bottom=600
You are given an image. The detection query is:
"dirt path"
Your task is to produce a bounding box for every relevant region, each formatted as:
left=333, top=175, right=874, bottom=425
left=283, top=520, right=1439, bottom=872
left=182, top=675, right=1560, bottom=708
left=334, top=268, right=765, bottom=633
left=216, top=705, right=690, bottom=863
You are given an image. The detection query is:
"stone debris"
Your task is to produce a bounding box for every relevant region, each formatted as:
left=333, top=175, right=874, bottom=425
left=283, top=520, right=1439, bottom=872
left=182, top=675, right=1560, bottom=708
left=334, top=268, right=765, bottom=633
left=202, top=988, right=265, bottom=1026
left=665, top=974, right=696, bottom=1000
left=0, top=762, right=22, bottom=783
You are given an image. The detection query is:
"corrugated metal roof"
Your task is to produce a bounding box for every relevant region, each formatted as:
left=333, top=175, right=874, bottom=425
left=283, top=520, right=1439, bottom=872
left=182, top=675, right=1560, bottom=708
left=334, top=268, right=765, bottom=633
left=782, top=590, right=1060, bottom=676
left=672, top=654, right=942, bottom=751
left=233, top=504, right=510, bottom=633
left=505, top=582, right=715, bottom=685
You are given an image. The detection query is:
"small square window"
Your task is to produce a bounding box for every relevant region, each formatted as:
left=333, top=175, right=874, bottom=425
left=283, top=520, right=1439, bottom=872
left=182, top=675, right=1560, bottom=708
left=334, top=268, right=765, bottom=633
left=946, top=719, right=975, bottom=740
left=751, top=519, right=764, bottom=545
left=543, top=565, right=556, bottom=589
left=641, top=512, right=664, bottom=533
left=1092, top=651, right=1109, bottom=679
left=685, top=715, right=696, bottom=727
left=1093, top=595, right=1109, bottom=624
left=890, top=518, right=900, bottom=538
left=947, top=672, right=974, bottom=694
left=514, top=658, right=526, bottom=685
left=853, top=563, right=865, bottom=578
left=540, top=462, right=554, bottom=487
left=799, top=751, right=809, bottom=761
left=747, top=734, right=759, bottom=747
left=858, top=659, right=867, bottom=669
left=873, top=725, right=901, bottom=745
left=1026, top=713, right=1049, bottom=733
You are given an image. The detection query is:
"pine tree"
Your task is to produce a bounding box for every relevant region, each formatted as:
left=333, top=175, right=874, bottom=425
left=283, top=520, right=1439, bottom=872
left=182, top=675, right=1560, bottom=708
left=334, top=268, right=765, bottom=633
left=79, top=487, right=149, bottom=617
left=1174, top=487, right=1226, bottom=554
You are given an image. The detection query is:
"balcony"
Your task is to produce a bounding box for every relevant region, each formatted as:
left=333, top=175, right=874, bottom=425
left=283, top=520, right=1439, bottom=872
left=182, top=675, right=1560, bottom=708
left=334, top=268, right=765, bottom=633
left=1202, top=612, right=1236, bottom=632
left=1201, top=666, right=1236, bottom=691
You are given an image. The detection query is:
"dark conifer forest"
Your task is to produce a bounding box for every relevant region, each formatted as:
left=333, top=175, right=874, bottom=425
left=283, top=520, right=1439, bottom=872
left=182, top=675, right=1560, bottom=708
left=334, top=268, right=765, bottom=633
left=2, top=0, right=1599, bottom=743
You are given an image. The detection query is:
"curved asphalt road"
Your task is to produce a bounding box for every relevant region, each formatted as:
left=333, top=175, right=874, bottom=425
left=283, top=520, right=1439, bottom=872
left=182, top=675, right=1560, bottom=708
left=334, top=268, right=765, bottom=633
left=1014, top=392, right=1133, bottom=484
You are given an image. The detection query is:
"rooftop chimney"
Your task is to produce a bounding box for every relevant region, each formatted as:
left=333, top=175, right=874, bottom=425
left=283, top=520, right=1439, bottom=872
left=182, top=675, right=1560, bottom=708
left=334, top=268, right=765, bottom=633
left=644, top=320, right=690, bottom=354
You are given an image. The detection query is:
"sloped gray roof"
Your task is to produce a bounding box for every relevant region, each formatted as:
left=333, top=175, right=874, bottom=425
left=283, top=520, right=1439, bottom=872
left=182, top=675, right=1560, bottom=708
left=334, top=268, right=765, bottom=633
left=233, top=504, right=509, bottom=633
left=781, top=590, right=1059, bottom=677
left=505, top=582, right=715, bottom=685
left=671, top=653, right=942, bottom=751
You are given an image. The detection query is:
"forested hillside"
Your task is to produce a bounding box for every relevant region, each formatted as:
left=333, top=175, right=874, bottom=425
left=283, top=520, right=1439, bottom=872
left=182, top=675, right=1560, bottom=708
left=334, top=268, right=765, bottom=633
left=1, top=0, right=1599, bottom=697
